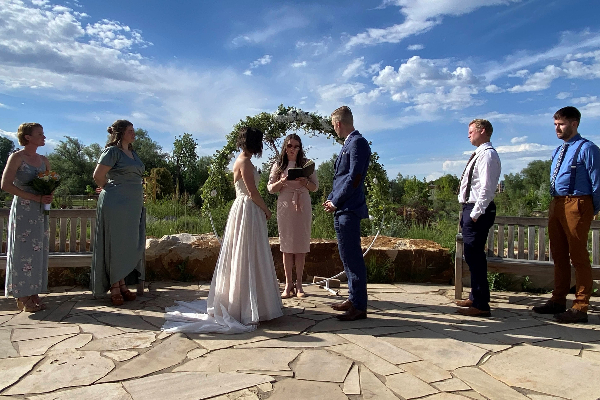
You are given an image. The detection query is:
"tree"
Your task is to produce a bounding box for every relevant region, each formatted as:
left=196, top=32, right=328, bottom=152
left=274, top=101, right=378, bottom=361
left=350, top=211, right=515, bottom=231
left=310, top=153, right=336, bottom=206
left=133, top=129, right=169, bottom=171
left=146, top=168, right=174, bottom=200
left=0, top=136, right=15, bottom=179
left=390, top=173, right=405, bottom=204
left=402, top=176, right=430, bottom=207
left=431, top=174, right=460, bottom=218
left=170, top=133, right=199, bottom=195
left=47, top=137, right=101, bottom=195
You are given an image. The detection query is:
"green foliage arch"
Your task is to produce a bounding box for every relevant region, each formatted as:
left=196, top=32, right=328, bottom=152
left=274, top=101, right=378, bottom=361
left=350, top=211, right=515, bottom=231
left=201, top=105, right=391, bottom=225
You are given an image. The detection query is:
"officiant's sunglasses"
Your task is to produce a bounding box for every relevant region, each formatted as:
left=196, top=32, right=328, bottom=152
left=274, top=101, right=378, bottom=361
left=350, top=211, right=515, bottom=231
left=286, top=144, right=301, bottom=150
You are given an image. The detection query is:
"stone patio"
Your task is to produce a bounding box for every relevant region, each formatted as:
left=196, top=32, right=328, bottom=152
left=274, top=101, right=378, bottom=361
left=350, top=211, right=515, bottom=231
left=0, top=282, right=599, bottom=400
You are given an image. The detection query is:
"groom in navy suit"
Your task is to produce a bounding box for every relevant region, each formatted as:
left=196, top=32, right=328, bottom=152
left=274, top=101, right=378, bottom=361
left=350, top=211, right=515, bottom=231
left=323, top=106, right=371, bottom=321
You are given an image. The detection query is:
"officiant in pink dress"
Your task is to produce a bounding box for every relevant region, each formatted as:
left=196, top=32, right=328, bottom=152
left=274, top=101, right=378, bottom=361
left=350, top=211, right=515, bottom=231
left=268, top=134, right=318, bottom=298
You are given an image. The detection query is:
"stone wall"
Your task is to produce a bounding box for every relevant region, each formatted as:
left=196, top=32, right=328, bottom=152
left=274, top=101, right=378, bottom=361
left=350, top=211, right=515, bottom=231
left=144, top=234, right=454, bottom=284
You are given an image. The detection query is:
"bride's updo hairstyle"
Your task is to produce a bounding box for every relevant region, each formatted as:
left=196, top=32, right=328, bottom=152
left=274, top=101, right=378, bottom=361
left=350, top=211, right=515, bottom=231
left=106, top=119, right=133, bottom=150
left=237, top=127, right=263, bottom=157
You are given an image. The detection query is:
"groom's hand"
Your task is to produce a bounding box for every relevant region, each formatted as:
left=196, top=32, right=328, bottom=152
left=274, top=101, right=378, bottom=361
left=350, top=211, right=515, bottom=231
left=322, top=200, right=337, bottom=213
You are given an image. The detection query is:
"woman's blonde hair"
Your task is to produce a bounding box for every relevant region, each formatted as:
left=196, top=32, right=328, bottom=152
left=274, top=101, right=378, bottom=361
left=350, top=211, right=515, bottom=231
left=17, top=123, right=42, bottom=146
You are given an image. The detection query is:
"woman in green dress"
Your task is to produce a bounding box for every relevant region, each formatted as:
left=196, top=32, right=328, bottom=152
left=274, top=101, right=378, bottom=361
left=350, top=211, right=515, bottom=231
left=1, top=123, right=53, bottom=312
left=91, top=120, right=145, bottom=306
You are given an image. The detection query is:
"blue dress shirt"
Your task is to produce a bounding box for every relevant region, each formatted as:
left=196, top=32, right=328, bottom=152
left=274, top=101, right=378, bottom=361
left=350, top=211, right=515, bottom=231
left=550, top=133, right=600, bottom=214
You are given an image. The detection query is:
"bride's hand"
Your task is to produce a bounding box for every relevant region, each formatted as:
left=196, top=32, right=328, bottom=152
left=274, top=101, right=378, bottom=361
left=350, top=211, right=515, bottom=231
left=265, top=209, right=272, bottom=220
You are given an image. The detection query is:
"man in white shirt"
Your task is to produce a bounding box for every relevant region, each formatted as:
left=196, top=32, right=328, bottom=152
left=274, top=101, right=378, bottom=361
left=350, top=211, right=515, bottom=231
left=456, top=119, right=502, bottom=317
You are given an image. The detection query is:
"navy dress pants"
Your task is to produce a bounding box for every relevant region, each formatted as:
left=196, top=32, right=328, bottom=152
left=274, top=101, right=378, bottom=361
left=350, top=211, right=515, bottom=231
left=460, top=202, right=496, bottom=312
left=334, top=212, right=367, bottom=311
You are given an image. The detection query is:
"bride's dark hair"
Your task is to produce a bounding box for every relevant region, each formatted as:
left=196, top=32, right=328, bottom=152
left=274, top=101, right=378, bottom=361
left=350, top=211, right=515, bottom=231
left=237, top=127, right=263, bottom=157
left=106, top=119, right=133, bottom=150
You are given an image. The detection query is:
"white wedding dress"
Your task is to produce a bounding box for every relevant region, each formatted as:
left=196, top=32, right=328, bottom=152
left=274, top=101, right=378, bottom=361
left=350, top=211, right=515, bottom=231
left=162, top=167, right=283, bottom=334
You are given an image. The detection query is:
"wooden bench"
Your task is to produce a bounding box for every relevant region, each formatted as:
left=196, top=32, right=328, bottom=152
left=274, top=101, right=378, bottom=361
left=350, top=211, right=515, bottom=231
left=454, top=214, right=600, bottom=299
left=0, top=208, right=144, bottom=293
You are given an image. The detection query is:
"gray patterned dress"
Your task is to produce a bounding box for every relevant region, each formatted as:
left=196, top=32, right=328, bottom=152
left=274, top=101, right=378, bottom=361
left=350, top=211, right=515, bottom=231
left=5, top=160, right=49, bottom=298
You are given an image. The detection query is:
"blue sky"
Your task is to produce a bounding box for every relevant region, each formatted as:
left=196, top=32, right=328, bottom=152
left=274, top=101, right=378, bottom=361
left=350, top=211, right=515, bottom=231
left=1, top=0, right=600, bottom=181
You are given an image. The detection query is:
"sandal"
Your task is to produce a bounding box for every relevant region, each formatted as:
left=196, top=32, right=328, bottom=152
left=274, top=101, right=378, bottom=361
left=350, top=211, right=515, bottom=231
left=281, top=285, right=296, bottom=299
left=16, top=296, right=42, bottom=313
left=111, top=292, right=124, bottom=306
left=120, top=284, right=137, bottom=302
left=31, top=294, right=47, bottom=310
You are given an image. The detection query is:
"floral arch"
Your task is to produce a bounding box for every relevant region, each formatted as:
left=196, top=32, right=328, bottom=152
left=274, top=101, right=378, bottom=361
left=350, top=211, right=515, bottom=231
left=201, top=105, right=391, bottom=227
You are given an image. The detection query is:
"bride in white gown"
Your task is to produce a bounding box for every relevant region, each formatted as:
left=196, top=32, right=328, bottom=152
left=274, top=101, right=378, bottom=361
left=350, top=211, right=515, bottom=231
left=162, top=127, right=283, bottom=333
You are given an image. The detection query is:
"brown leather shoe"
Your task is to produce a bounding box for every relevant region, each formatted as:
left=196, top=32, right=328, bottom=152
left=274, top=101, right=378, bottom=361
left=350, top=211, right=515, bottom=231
left=455, top=299, right=473, bottom=307
left=456, top=306, right=491, bottom=317
left=337, top=305, right=367, bottom=321
left=554, top=308, right=588, bottom=323
left=331, top=299, right=352, bottom=312
left=532, top=301, right=566, bottom=315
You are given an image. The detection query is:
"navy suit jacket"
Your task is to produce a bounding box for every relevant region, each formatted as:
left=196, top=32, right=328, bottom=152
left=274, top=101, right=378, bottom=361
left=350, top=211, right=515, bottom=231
left=328, top=130, right=371, bottom=219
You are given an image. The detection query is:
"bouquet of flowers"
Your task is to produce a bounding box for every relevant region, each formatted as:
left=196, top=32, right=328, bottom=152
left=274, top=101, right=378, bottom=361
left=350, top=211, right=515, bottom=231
left=27, top=171, right=61, bottom=215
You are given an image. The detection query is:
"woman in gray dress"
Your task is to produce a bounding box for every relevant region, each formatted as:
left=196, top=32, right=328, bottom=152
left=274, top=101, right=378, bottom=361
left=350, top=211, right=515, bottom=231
left=91, top=120, right=145, bottom=306
left=1, top=123, right=53, bottom=312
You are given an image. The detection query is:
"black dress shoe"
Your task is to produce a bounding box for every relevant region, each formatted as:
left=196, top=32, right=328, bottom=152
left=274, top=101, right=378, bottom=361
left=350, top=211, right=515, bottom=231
left=554, top=308, right=588, bottom=323
left=331, top=299, right=352, bottom=312
left=532, top=301, right=566, bottom=315
left=337, top=305, right=367, bottom=321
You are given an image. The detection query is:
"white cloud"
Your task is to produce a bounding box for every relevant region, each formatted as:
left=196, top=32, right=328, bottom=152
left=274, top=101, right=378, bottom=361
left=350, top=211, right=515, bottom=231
left=508, top=69, right=529, bottom=78
left=484, top=30, right=600, bottom=81
left=580, top=102, right=600, bottom=118
left=342, top=57, right=366, bottom=80
left=353, top=89, right=382, bottom=105
left=485, top=84, right=503, bottom=93
left=572, top=96, right=598, bottom=104
left=0, top=102, right=8, bottom=109
left=556, top=92, right=571, bottom=99
left=291, top=61, right=307, bottom=68
left=510, top=136, right=528, bottom=144
left=243, top=70, right=252, bottom=76
left=407, top=44, right=424, bottom=51
left=495, top=143, right=554, bottom=153
left=231, top=9, right=308, bottom=46
left=346, top=0, right=522, bottom=48
left=249, top=55, right=272, bottom=69
left=317, top=83, right=364, bottom=102
left=411, top=86, right=481, bottom=113
left=0, top=129, right=18, bottom=142
left=0, top=1, right=150, bottom=85
left=508, top=65, right=562, bottom=92
left=373, top=56, right=479, bottom=90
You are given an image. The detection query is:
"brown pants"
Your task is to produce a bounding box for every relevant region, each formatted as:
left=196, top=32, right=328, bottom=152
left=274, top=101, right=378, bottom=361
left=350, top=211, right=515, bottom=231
left=548, top=196, right=594, bottom=312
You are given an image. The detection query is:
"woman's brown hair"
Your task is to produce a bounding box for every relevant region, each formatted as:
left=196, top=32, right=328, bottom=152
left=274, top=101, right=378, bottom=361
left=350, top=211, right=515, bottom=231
left=106, top=119, right=133, bottom=150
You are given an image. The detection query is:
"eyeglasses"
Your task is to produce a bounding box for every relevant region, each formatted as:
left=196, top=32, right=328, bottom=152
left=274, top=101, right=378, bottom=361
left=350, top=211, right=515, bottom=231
left=286, top=144, right=301, bottom=150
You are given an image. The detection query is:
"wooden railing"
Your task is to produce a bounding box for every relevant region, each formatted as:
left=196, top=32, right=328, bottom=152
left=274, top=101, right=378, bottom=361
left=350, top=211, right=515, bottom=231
left=0, top=208, right=96, bottom=269
left=454, top=214, right=600, bottom=299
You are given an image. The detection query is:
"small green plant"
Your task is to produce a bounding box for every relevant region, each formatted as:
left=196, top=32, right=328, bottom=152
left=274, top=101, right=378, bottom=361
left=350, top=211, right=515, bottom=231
left=366, top=256, right=394, bottom=283
left=177, top=257, right=193, bottom=282
left=487, top=272, right=514, bottom=291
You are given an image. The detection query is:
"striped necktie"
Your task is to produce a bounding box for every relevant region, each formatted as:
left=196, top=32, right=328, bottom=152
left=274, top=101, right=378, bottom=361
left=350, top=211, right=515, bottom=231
left=550, top=143, right=568, bottom=196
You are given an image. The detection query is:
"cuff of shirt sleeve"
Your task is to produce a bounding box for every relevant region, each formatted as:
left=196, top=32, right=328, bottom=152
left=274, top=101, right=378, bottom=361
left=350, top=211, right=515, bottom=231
left=470, top=209, right=482, bottom=220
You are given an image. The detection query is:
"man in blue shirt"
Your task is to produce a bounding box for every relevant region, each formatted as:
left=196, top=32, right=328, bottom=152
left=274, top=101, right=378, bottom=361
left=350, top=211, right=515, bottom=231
left=533, top=106, right=600, bottom=323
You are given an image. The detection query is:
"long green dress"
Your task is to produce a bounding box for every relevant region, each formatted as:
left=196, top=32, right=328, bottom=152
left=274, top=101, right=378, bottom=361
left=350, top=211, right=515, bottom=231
left=5, top=160, right=49, bottom=298
left=91, top=146, right=145, bottom=297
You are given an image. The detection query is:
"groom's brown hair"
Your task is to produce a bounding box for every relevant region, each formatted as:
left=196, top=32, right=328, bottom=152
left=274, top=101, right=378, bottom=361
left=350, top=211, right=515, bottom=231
left=331, top=106, right=353, bottom=126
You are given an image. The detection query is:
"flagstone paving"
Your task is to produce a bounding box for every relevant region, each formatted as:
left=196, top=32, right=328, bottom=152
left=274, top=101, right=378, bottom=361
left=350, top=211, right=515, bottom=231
left=0, top=282, right=599, bottom=399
